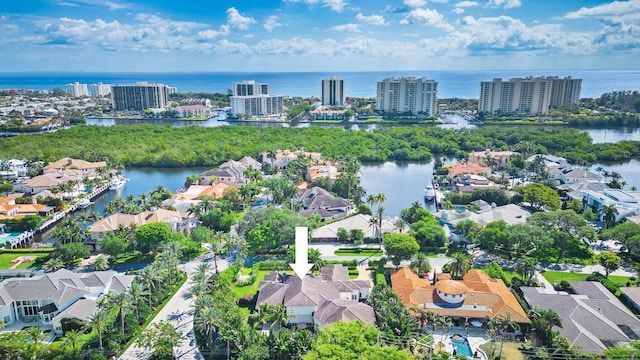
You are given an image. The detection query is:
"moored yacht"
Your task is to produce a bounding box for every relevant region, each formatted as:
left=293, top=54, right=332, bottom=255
left=109, top=176, right=128, bottom=191
left=424, top=184, right=435, bottom=201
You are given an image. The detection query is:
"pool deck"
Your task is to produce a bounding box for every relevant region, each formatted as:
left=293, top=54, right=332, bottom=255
left=431, top=326, right=489, bottom=360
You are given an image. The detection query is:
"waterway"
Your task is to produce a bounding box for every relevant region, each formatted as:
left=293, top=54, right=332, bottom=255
left=87, top=115, right=640, bottom=143
left=37, top=116, right=640, bottom=243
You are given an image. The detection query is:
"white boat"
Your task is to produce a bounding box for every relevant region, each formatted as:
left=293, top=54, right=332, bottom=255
left=424, top=184, right=436, bottom=201
left=78, top=198, right=92, bottom=208
left=109, top=176, right=128, bottom=191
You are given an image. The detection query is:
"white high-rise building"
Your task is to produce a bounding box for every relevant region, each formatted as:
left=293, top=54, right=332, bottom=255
left=230, top=80, right=283, bottom=116
left=376, top=77, right=438, bottom=116
left=111, top=82, right=174, bottom=111
left=322, top=77, right=345, bottom=106
left=479, top=76, right=582, bottom=115
left=66, top=82, right=89, bottom=97
left=232, top=81, right=269, bottom=96
left=90, top=82, right=112, bottom=97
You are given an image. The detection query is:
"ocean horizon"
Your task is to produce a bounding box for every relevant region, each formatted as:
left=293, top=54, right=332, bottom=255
left=1, top=70, right=639, bottom=99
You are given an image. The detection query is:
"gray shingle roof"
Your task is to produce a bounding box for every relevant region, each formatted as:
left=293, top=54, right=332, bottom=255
left=314, top=299, right=375, bottom=325
left=522, top=281, right=640, bottom=355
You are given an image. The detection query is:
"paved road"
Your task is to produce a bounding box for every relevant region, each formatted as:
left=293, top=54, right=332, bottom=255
left=119, top=252, right=228, bottom=360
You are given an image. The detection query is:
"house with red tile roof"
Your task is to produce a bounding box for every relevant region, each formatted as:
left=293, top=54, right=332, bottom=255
left=391, top=267, right=530, bottom=326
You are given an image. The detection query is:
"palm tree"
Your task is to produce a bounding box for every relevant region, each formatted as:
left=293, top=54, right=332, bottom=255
left=528, top=307, right=562, bottom=346
left=25, top=325, right=46, bottom=360
left=61, top=329, right=82, bottom=353
left=250, top=303, right=272, bottom=330
left=308, top=248, right=325, bottom=274
left=448, top=252, right=472, bottom=279
left=200, top=195, right=214, bottom=212
left=138, top=266, right=157, bottom=307
left=195, top=262, right=211, bottom=287
left=211, top=232, right=231, bottom=273
left=197, top=307, right=218, bottom=348
left=602, top=204, right=618, bottom=229
left=92, top=256, right=109, bottom=271
left=515, top=257, right=536, bottom=281
left=110, top=291, right=130, bottom=334
left=187, top=203, right=203, bottom=218
left=85, top=310, right=109, bottom=349
left=268, top=304, right=292, bottom=329
left=43, top=258, right=64, bottom=272
left=192, top=294, right=214, bottom=318
left=128, top=282, right=148, bottom=323
left=410, top=253, right=431, bottom=277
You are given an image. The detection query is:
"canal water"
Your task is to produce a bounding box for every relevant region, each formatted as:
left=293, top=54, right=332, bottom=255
left=37, top=116, right=640, bottom=243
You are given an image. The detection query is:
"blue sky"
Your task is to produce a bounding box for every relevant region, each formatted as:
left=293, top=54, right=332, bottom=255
left=1, top=0, right=639, bottom=72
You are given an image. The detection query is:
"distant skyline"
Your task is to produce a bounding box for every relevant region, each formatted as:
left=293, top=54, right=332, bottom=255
left=1, top=0, right=638, bottom=72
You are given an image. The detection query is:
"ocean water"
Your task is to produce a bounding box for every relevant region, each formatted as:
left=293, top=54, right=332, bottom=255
left=1, top=70, right=639, bottom=99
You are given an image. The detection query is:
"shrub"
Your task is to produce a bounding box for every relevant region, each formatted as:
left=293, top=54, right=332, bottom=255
left=252, top=260, right=289, bottom=271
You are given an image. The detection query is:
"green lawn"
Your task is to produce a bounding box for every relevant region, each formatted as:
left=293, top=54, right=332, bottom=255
left=0, top=252, right=49, bottom=269
left=113, top=251, right=155, bottom=265
left=542, top=271, right=636, bottom=287
left=334, top=248, right=383, bottom=257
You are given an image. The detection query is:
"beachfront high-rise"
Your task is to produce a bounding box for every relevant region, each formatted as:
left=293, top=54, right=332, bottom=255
left=232, top=80, right=269, bottom=96
left=66, top=82, right=88, bottom=97
left=90, top=82, right=112, bottom=97
left=479, top=76, right=582, bottom=115
left=376, top=77, right=438, bottom=116
left=230, top=80, right=284, bottom=117
left=321, top=77, right=345, bottom=106
left=111, top=82, right=174, bottom=111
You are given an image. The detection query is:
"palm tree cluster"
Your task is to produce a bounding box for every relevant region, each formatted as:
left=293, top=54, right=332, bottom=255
left=367, top=283, right=419, bottom=339
left=103, top=186, right=171, bottom=215
left=51, top=216, right=89, bottom=246
left=250, top=303, right=293, bottom=331
left=367, top=192, right=387, bottom=246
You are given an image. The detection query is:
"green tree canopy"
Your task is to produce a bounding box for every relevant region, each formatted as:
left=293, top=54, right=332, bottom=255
left=135, top=222, right=173, bottom=254
left=383, top=233, right=420, bottom=268
left=599, top=251, right=621, bottom=278
left=518, top=183, right=561, bottom=212
left=303, top=320, right=413, bottom=360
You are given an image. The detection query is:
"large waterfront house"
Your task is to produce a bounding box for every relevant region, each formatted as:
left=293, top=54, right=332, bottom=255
left=199, top=156, right=261, bottom=185
left=438, top=203, right=531, bottom=242
left=43, top=158, right=107, bottom=173
left=293, top=186, right=351, bottom=221
left=0, top=197, right=55, bottom=220
left=522, top=282, right=640, bottom=355
left=446, top=162, right=492, bottom=178
left=255, top=264, right=374, bottom=329
left=261, top=149, right=322, bottom=170
left=88, top=209, right=197, bottom=244
left=392, top=268, right=530, bottom=327
left=468, top=150, right=519, bottom=170
left=0, top=269, right=134, bottom=335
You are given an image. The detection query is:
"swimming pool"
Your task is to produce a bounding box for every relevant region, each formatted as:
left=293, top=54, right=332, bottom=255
left=450, top=334, right=473, bottom=358
left=0, top=232, right=22, bottom=246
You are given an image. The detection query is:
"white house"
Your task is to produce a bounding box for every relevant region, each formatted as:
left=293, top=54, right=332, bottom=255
left=0, top=269, right=134, bottom=335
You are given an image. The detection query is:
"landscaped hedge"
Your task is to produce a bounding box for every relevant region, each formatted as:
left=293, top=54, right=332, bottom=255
left=326, top=259, right=358, bottom=270
left=252, top=260, right=289, bottom=271
left=0, top=248, right=55, bottom=254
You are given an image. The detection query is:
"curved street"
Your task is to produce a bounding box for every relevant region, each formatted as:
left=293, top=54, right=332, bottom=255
left=119, top=250, right=228, bottom=360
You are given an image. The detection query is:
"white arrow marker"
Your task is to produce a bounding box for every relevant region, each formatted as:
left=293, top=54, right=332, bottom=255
left=289, top=227, right=314, bottom=279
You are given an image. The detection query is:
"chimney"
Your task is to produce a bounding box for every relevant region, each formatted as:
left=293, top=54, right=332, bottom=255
left=32, top=198, right=38, bottom=205
left=67, top=158, right=73, bottom=165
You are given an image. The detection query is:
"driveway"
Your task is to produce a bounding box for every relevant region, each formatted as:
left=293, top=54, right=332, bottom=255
left=119, top=252, right=228, bottom=360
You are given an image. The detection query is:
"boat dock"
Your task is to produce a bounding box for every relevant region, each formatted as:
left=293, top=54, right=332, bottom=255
left=36, top=182, right=111, bottom=234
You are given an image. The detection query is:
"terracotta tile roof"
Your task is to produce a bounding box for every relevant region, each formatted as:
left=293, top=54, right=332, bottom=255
left=447, top=162, right=492, bottom=176
left=391, top=267, right=530, bottom=323
left=44, top=158, right=107, bottom=171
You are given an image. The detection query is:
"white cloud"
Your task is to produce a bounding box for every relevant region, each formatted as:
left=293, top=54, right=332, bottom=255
left=285, top=0, right=347, bottom=12
left=487, top=0, right=521, bottom=9
left=356, top=13, right=389, bottom=25
left=264, top=15, right=282, bottom=32
left=226, top=7, right=256, bottom=30
left=104, top=1, right=130, bottom=10
left=323, top=0, right=347, bottom=12
left=330, top=23, right=360, bottom=32
left=400, top=8, right=453, bottom=30
left=565, top=0, right=640, bottom=19
left=197, top=25, right=230, bottom=40
left=431, top=0, right=449, bottom=2
left=404, top=0, right=427, bottom=7
left=453, top=8, right=465, bottom=13
left=456, top=1, right=479, bottom=7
